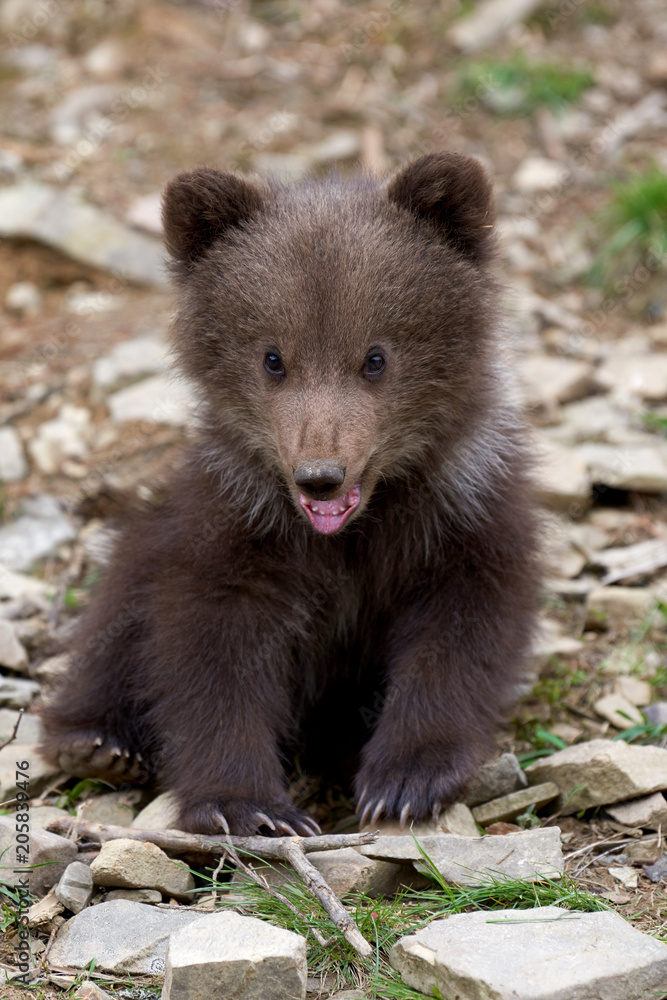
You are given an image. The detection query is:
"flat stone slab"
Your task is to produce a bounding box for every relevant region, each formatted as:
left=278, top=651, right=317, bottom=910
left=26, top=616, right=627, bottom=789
left=361, top=828, right=563, bottom=885
left=525, top=739, right=667, bottom=813
left=471, top=782, right=559, bottom=826
left=163, top=910, right=307, bottom=1000
left=390, top=905, right=667, bottom=1000
left=48, top=899, right=208, bottom=974
left=0, top=181, right=166, bottom=287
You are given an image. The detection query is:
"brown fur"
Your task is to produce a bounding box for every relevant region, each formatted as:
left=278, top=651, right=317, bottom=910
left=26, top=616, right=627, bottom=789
left=39, top=153, right=539, bottom=835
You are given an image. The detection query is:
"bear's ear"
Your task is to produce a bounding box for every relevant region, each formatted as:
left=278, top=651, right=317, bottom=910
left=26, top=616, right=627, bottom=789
left=162, top=167, right=267, bottom=265
left=386, top=153, right=495, bottom=264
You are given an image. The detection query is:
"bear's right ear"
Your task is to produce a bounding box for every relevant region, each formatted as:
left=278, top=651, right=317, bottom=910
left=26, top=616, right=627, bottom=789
left=387, top=153, right=495, bottom=264
left=162, top=168, right=266, bottom=265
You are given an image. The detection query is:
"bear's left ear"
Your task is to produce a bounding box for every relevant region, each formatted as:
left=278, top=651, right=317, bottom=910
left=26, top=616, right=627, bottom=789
left=162, top=167, right=267, bottom=266
left=386, top=153, right=495, bottom=264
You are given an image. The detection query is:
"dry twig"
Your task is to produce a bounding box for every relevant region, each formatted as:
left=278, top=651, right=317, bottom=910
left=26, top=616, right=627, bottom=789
left=0, top=708, right=24, bottom=752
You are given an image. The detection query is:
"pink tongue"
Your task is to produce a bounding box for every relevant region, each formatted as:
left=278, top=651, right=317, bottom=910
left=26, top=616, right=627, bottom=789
left=308, top=507, right=350, bottom=535
left=299, top=485, right=361, bottom=535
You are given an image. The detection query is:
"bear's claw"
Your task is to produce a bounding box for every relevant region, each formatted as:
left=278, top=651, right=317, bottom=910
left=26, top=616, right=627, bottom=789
left=48, top=731, right=150, bottom=785
left=178, top=797, right=320, bottom=837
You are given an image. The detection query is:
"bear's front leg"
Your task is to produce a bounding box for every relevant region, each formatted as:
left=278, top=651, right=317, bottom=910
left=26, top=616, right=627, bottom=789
left=355, top=547, right=536, bottom=826
left=148, top=583, right=320, bottom=837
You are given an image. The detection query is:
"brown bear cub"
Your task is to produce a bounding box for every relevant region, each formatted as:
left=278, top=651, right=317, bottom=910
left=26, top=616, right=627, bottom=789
left=40, top=153, right=538, bottom=836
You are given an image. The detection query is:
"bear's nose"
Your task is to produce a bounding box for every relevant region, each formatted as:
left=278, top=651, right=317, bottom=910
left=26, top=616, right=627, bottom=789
left=293, top=461, right=345, bottom=498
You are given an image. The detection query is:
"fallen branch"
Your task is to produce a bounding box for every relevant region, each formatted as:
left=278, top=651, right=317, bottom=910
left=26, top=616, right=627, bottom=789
left=48, top=818, right=377, bottom=856
left=281, top=839, right=372, bottom=957
left=49, top=818, right=377, bottom=958
left=0, top=708, right=24, bottom=752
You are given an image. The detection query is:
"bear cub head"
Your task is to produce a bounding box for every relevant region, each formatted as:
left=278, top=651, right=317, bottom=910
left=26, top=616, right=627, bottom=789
left=162, top=153, right=498, bottom=536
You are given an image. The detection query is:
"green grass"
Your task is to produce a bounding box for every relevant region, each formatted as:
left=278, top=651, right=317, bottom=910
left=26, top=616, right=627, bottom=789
left=612, top=717, right=667, bottom=745
left=55, top=777, right=111, bottom=812
left=456, top=52, right=594, bottom=116
left=193, top=845, right=608, bottom=998
left=588, top=167, right=667, bottom=289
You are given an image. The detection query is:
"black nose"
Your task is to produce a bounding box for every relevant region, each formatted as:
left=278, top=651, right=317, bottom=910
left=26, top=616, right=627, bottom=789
left=293, top=461, right=345, bottom=497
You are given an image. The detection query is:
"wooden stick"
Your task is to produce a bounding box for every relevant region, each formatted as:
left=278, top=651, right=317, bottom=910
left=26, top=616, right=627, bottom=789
left=282, top=839, right=372, bottom=957
left=0, top=708, right=24, bottom=752
left=49, top=817, right=375, bottom=958
left=48, top=818, right=377, bottom=856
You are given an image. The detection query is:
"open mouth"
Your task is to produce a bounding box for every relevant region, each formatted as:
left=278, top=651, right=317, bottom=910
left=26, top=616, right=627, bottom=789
left=299, top=483, right=361, bottom=535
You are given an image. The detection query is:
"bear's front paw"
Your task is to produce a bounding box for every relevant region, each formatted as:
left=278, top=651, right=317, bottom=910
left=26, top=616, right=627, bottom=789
left=177, top=797, right=321, bottom=837
left=42, top=731, right=150, bottom=785
left=355, top=752, right=473, bottom=828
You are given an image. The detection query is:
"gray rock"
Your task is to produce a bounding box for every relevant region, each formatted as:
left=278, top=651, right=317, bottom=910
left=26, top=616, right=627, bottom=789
left=644, top=855, right=667, bottom=883
left=76, top=792, right=136, bottom=827
left=131, top=791, right=178, bottom=831
left=56, top=861, right=93, bottom=914
left=525, top=739, right=667, bottom=813
left=465, top=753, right=528, bottom=807
left=5, top=280, right=42, bottom=317
left=30, top=805, right=70, bottom=830
left=107, top=374, right=195, bottom=426
left=0, top=495, right=76, bottom=571
left=0, top=566, right=49, bottom=601
left=28, top=404, right=93, bottom=475
left=373, top=802, right=481, bottom=839
left=308, top=848, right=426, bottom=898
left=0, top=708, right=42, bottom=744
left=0, top=182, right=166, bottom=288
left=471, top=782, right=560, bottom=826
left=447, top=0, right=547, bottom=51
left=513, top=157, right=570, bottom=194
left=645, top=702, right=667, bottom=725
left=72, top=981, right=114, bottom=1000
left=0, top=427, right=28, bottom=481
left=93, top=335, right=170, bottom=387
left=0, top=816, right=78, bottom=894
left=545, top=395, right=626, bottom=446
left=534, top=437, right=591, bottom=511
left=90, top=838, right=195, bottom=899
left=607, top=792, right=667, bottom=831
left=597, top=352, right=667, bottom=402
left=48, top=899, right=208, bottom=974
left=586, top=586, right=659, bottom=633
left=625, top=836, right=662, bottom=863
left=614, top=675, right=652, bottom=707
left=0, top=742, right=59, bottom=803
left=163, top=910, right=307, bottom=1000
left=0, top=620, right=28, bottom=670
left=577, top=441, right=667, bottom=492
left=0, top=674, right=39, bottom=707
left=390, top=905, right=667, bottom=1000
left=105, top=888, right=162, bottom=903
left=593, top=692, right=643, bottom=730
left=362, top=828, right=564, bottom=885
left=50, top=83, right=118, bottom=145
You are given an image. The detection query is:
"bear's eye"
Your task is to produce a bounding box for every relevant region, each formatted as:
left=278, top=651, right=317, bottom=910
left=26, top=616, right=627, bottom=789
left=363, top=351, right=387, bottom=378
left=264, top=352, right=285, bottom=376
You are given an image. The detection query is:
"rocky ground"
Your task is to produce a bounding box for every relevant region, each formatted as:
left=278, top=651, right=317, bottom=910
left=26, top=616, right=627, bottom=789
left=1, top=0, right=667, bottom=997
